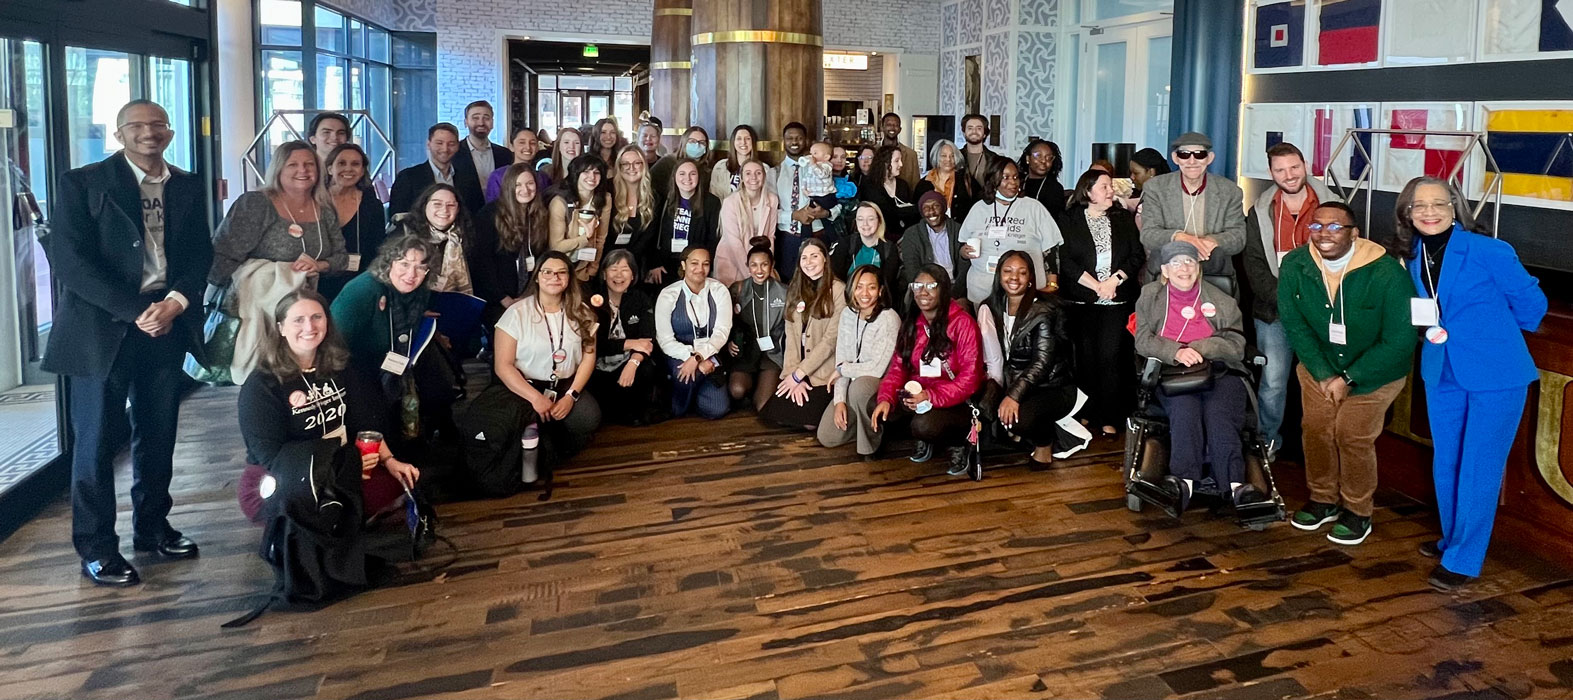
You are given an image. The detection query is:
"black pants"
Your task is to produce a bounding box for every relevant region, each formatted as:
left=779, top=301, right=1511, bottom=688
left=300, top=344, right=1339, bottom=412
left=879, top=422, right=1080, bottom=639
left=1158, top=377, right=1248, bottom=485
left=758, top=384, right=833, bottom=429
left=588, top=360, right=662, bottom=425
left=1007, top=384, right=1080, bottom=450
left=1067, top=302, right=1135, bottom=428
left=895, top=403, right=973, bottom=447
left=68, top=328, right=185, bottom=560
left=523, top=379, right=603, bottom=470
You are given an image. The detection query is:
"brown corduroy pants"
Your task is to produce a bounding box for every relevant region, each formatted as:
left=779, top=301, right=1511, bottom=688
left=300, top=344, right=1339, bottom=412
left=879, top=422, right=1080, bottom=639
left=1297, top=365, right=1406, bottom=518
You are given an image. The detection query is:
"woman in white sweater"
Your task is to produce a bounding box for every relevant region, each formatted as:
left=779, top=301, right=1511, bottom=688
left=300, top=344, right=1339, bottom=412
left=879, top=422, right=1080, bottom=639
left=817, top=264, right=900, bottom=457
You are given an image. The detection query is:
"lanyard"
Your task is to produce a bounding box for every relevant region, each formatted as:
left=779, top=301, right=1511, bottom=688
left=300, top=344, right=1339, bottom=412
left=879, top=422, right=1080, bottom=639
left=1322, top=265, right=1348, bottom=326
left=750, top=284, right=768, bottom=340
left=1032, top=177, right=1049, bottom=202
left=686, top=286, right=710, bottom=337
left=991, top=197, right=1018, bottom=230
left=283, top=200, right=325, bottom=260
left=386, top=300, right=412, bottom=355
left=1164, top=284, right=1202, bottom=340
left=1421, top=245, right=1442, bottom=301
left=1274, top=197, right=1294, bottom=252
left=854, top=314, right=872, bottom=360
left=538, top=298, right=566, bottom=375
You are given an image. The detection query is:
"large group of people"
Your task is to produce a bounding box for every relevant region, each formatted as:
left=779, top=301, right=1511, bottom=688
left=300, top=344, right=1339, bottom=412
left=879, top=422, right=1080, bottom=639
left=49, top=98, right=1547, bottom=603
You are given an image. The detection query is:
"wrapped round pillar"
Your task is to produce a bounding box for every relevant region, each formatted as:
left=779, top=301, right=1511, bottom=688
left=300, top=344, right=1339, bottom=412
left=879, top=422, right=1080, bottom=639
left=689, top=0, right=824, bottom=160
left=650, top=0, right=694, bottom=148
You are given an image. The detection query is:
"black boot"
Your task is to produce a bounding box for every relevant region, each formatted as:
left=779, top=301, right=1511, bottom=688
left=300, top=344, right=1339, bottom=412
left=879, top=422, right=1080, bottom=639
left=910, top=441, right=933, bottom=463
left=946, top=446, right=969, bottom=476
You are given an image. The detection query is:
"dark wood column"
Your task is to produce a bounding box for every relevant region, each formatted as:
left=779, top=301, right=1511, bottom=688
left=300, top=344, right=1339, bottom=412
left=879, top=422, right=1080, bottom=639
left=689, top=0, right=824, bottom=159
left=650, top=0, right=694, bottom=148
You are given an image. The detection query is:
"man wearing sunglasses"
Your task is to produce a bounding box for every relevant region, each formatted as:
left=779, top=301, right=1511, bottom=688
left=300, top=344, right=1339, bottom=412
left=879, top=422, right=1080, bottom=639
left=1241, top=142, right=1341, bottom=460
left=1137, top=132, right=1246, bottom=287
left=1275, top=201, right=1414, bottom=547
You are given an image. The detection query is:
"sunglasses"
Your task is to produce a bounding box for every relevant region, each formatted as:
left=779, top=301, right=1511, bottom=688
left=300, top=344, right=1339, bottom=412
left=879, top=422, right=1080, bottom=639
left=1174, top=149, right=1210, bottom=160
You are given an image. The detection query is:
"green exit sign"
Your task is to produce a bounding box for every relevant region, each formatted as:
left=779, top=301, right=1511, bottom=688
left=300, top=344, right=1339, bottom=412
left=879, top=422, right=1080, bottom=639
left=583, top=44, right=599, bottom=57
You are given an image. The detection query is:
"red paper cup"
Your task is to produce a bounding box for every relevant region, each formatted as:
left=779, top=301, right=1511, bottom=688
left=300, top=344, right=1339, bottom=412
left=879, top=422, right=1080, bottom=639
left=355, top=431, right=384, bottom=457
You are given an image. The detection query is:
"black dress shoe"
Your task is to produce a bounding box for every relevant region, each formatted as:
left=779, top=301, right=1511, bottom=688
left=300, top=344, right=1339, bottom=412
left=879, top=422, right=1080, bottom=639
left=1418, top=540, right=1442, bottom=559
left=1428, top=564, right=1475, bottom=592
left=82, top=556, right=141, bottom=587
left=133, top=536, right=200, bottom=560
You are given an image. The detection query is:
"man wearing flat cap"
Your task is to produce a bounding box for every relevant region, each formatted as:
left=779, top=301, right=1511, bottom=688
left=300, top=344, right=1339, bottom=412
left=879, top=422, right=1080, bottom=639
left=1137, top=132, right=1247, bottom=287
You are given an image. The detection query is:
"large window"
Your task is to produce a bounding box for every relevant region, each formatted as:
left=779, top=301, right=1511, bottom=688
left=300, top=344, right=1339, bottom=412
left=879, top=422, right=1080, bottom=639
left=255, top=0, right=393, bottom=185
left=535, top=74, right=636, bottom=140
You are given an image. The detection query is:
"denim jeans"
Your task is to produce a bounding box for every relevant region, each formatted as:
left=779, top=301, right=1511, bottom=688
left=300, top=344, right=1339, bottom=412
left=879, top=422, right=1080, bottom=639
left=1254, top=319, right=1294, bottom=448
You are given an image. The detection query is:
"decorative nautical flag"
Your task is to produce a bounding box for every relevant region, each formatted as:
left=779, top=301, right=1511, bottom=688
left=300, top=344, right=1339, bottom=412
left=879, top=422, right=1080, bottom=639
left=1484, top=0, right=1573, bottom=54
left=1386, top=0, right=1475, bottom=65
left=1243, top=103, right=1309, bottom=178
left=1318, top=0, right=1381, bottom=65
left=1379, top=104, right=1471, bottom=190
left=1311, top=105, right=1375, bottom=182
left=1482, top=106, right=1573, bottom=203
left=1255, top=1, right=1305, bottom=68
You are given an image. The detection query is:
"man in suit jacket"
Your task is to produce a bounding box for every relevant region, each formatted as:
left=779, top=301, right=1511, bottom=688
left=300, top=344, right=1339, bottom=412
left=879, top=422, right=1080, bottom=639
left=42, top=100, right=213, bottom=586
left=899, top=191, right=970, bottom=299
left=389, top=122, right=462, bottom=219
left=1137, top=131, right=1247, bottom=286
left=451, top=100, right=512, bottom=213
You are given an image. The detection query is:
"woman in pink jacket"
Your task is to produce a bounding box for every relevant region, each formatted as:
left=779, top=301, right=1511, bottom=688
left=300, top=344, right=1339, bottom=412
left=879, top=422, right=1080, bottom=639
left=714, top=160, right=780, bottom=286
left=872, top=264, right=984, bottom=475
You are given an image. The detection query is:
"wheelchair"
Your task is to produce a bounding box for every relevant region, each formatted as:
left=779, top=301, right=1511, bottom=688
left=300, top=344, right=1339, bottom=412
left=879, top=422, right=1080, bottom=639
left=1122, top=353, right=1286, bottom=530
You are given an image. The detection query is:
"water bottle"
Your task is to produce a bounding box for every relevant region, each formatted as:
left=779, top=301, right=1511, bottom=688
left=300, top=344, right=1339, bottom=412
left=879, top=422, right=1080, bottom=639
left=521, top=423, right=540, bottom=483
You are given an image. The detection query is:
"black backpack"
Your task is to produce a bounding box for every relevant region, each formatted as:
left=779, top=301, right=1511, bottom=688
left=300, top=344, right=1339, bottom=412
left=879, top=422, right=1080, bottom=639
left=458, top=383, right=529, bottom=498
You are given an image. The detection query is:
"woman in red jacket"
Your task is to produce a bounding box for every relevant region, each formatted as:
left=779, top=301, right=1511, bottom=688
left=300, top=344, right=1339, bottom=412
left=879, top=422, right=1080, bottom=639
left=871, top=264, right=984, bottom=475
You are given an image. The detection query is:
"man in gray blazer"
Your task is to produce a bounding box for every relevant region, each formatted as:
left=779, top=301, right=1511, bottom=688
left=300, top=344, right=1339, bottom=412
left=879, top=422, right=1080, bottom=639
left=899, top=191, right=970, bottom=299
left=1137, top=132, right=1247, bottom=287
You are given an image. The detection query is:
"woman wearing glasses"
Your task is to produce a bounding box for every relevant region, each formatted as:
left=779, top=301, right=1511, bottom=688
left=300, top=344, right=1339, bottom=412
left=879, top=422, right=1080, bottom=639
left=331, top=234, right=462, bottom=451
left=1017, top=139, right=1066, bottom=221
left=759, top=239, right=845, bottom=429
left=605, top=145, right=657, bottom=261
left=492, top=252, right=602, bottom=481
left=871, top=265, right=984, bottom=475
left=1394, top=177, right=1546, bottom=591
left=1133, top=240, right=1265, bottom=513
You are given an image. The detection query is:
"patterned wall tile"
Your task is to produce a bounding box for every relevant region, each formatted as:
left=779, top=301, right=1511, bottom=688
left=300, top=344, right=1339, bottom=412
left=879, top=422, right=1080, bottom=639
left=984, top=32, right=1010, bottom=117
left=1019, top=0, right=1059, bottom=27
left=942, top=1, right=960, bottom=48
left=986, top=0, right=1011, bottom=29
left=1015, top=30, right=1057, bottom=147
left=960, top=0, right=984, bottom=45
left=394, top=0, right=437, bottom=31
left=940, top=50, right=961, bottom=117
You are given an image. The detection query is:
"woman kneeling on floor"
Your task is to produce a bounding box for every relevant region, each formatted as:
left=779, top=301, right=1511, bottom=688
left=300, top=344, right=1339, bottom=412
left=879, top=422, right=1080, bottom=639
left=977, top=250, right=1092, bottom=468
left=871, top=265, right=983, bottom=475
left=492, top=252, right=602, bottom=482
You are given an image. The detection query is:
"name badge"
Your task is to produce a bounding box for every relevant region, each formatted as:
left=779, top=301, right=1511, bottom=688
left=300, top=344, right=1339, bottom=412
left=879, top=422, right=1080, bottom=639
left=615, top=232, right=633, bottom=245
left=920, top=358, right=943, bottom=377
left=1329, top=322, right=1347, bottom=346
left=524, top=256, right=536, bottom=272
left=987, top=224, right=1007, bottom=238
left=757, top=336, right=776, bottom=352
left=1276, top=251, right=1288, bottom=267
left=1410, top=298, right=1439, bottom=327
left=670, top=237, right=688, bottom=253
left=380, top=351, right=409, bottom=376
left=576, top=247, right=597, bottom=262
left=985, top=255, right=1001, bottom=274
left=346, top=253, right=362, bottom=272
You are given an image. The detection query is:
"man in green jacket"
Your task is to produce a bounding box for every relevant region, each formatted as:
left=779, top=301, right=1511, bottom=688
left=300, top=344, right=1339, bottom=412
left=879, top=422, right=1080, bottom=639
left=1278, top=201, right=1415, bottom=546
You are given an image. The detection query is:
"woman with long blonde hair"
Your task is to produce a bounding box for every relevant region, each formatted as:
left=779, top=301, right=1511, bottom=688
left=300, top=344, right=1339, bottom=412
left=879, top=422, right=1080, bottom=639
left=607, top=144, right=656, bottom=257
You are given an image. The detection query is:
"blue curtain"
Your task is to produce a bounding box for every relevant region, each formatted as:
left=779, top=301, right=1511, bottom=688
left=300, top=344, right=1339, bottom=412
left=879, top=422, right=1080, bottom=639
left=1168, top=0, right=1245, bottom=177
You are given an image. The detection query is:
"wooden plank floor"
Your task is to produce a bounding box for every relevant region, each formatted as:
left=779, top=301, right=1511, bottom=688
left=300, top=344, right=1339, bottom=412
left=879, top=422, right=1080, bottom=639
left=3, top=383, right=1573, bottom=700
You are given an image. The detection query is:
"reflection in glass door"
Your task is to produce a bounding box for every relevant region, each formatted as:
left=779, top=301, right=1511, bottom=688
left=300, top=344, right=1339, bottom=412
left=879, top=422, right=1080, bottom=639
left=1072, top=20, right=1172, bottom=175
left=65, top=47, right=141, bottom=169
left=0, top=36, right=62, bottom=495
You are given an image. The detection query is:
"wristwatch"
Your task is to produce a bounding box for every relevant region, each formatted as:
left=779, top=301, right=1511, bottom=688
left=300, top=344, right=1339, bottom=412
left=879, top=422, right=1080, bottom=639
left=567, top=388, right=582, bottom=400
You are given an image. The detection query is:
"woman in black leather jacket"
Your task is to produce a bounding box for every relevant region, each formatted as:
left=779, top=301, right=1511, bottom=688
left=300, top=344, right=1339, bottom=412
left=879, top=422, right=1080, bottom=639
left=978, top=250, right=1093, bottom=466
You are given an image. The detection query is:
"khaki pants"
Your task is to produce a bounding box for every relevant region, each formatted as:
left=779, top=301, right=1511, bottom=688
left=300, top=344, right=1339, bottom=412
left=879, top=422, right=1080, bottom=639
left=1297, top=365, right=1405, bottom=517
left=817, top=376, right=883, bottom=455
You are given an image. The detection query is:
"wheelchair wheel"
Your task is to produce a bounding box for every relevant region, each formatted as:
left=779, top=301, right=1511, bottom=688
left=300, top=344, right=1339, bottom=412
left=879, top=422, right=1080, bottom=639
left=1127, top=493, right=1143, bottom=512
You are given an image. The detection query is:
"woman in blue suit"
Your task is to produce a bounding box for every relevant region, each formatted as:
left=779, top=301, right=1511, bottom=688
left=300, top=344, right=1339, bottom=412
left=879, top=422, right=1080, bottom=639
left=1396, top=177, right=1547, bottom=591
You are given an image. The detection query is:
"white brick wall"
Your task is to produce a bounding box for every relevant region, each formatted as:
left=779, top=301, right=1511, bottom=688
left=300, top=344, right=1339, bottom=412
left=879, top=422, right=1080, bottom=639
left=434, top=0, right=941, bottom=125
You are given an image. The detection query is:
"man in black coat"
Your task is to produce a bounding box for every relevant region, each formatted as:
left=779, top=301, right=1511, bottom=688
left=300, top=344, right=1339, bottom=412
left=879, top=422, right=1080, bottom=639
left=451, top=100, right=513, bottom=213
left=42, top=100, right=213, bottom=586
left=388, top=122, right=463, bottom=219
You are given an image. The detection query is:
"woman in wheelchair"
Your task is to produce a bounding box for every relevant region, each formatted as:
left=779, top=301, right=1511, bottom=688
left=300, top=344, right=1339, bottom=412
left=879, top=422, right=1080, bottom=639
left=1133, top=241, right=1269, bottom=512
left=871, top=265, right=984, bottom=476
left=977, top=251, right=1093, bottom=467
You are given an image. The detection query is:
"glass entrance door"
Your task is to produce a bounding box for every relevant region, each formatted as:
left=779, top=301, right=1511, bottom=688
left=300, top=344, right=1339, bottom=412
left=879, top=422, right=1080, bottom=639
left=1071, top=19, right=1172, bottom=175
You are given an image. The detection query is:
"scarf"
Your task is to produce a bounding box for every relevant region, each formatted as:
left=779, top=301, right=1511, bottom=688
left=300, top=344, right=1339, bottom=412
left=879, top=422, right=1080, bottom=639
left=427, top=225, right=473, bottom=294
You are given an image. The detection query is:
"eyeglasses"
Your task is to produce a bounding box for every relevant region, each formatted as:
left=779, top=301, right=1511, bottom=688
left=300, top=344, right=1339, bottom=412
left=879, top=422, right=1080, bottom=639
left=1028, top=152, right=1056, bottom=161
left=392, top=260, right=431, bottom=275
left=1306, top=223, right=1350, bottom=233
left=1174, top=149, right=1209, bottom=160
left=909, top=281, right=940, bottom=292
left=120, top=120, right=171, bottom=133
left=1407, top=201, right=1454, bottom=214
left=618, top=161, right=642, bottom=169
left=537, top=268, right=571, bottom=279
left=1164, top=257, right=1199, bottom=268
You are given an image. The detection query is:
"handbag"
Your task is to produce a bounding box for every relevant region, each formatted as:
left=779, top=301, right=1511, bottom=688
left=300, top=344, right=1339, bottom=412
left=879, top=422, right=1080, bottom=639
left=1158, top=359, right=1219, bottom=396
left=183, top=285, right=240, bottom=386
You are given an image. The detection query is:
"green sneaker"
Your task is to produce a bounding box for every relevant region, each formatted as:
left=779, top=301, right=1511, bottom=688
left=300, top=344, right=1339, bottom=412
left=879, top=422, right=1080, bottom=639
left=1291, top=501, right=1341, bottom=531
left=1327, top=513, right=1373, bottom=546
